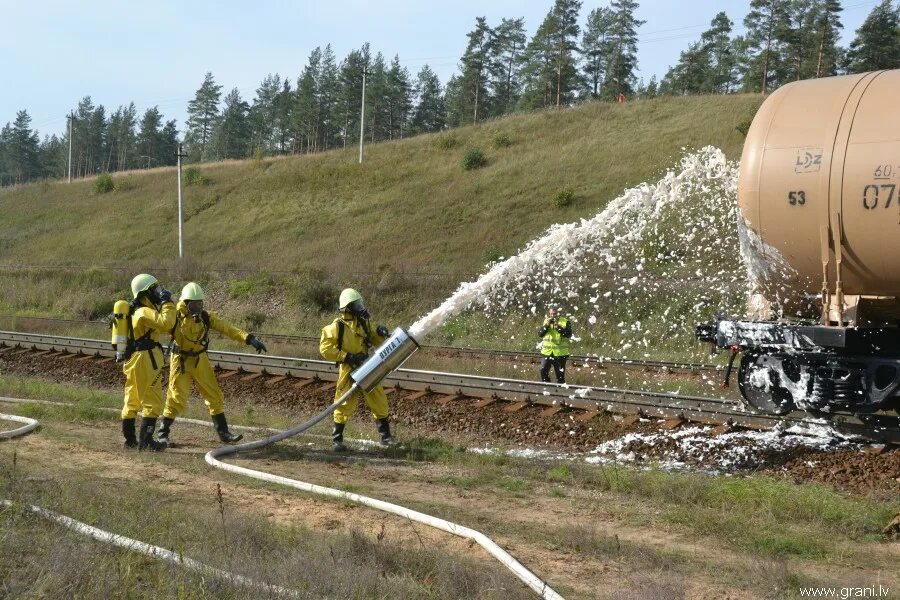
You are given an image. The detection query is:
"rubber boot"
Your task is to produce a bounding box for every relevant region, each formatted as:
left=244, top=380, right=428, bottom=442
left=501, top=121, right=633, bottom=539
left=122, top=418, right=138, bottom=449
left=138, top=417, right=166, bottom=452
left=157, top=417, right=175, bottom=446
left=212, top=413, right=243, bottom=444
left=331, top=422, right=348, bottom=452
left=376, top=418, right=398, bottom=447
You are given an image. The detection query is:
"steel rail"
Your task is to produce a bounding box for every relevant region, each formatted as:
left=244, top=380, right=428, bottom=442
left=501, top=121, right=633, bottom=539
left=0, top=315, right=722, bottom=374
left=0, top=330, right=897, bottom=444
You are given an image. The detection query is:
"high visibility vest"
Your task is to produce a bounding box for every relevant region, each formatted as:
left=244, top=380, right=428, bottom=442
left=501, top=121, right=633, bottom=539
left=541, top=317, right=570, bottom=357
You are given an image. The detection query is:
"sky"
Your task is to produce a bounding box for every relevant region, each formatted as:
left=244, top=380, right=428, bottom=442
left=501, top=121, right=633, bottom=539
left=0, top=0, right=883, bottom=137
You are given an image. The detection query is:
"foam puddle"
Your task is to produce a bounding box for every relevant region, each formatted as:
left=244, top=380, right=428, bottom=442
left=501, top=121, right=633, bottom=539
left=468, top=421, right=859, bottom=475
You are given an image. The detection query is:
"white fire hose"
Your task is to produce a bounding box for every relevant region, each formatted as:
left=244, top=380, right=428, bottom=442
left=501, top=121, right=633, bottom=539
left=0, top=327, right=564, bottom=599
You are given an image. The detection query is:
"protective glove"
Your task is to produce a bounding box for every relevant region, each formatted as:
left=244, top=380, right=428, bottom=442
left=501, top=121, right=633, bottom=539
left=246, top=334, right=267, bottom=354
left=344, top=352, right=368, bottom=368
left=156, top=287, right=173, bottom=304
left=376, top=325, right=389, bottom=338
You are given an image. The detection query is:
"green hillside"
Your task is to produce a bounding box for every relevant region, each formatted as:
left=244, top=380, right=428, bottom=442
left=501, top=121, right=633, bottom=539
left=0, top=94, right=761, bottom=353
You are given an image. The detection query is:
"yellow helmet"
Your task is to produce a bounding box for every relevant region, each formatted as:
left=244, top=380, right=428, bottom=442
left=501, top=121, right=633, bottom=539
left=180, top=282, right=205, bottom=301
left=339, top=288, right=363, bottom=310
left=130, top=274, right=158, bottom=299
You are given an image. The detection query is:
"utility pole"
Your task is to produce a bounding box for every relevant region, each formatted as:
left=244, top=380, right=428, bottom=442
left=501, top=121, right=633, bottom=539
left=176, top=144, right=187, bottom=259
left=358, top=68, right=367, bottom=164
left=67, top=111, right=73, bottom=183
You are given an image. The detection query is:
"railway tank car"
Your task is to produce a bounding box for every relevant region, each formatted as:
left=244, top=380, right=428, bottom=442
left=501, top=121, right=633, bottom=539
left=698, top=69, right=900, bottom=417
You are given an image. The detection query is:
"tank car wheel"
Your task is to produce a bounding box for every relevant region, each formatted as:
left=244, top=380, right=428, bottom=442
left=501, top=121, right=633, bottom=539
left=737, top=353, right=796, bottom=416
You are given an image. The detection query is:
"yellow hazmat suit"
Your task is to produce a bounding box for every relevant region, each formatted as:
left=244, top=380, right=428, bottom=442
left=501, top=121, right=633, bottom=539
left=164, top=301, right=249, bottom=418
left=121, top=298, right=176, bottom=419
left=319, top=314, right=389, bottom=424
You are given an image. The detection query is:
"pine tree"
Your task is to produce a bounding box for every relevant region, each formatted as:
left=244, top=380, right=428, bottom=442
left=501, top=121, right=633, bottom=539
left=337, top=45, right=369, bottom=149
left=186, top=72, right=223, bottom=161
left=386, top=55, right=412, bottom=139
left=603, top=0, right=646, bottom=100
left=844, top=0, right=900, bottom=72
left=365, top=52, right=389, bottom=142
left=216, top=88, right=251, bottom=159
left=519, top=12, right=560, bottom=109
left=451, top=17, right=493, bottom=124
left=318, top=45, right=341, bottom=150
left=411, top=65, right=445, bottom=133
left=662, top=42, right=712, bottom=94
left=294, top=48, right=321, bottom=153
left=780, top=0, right=820, bottom=81
left=549, top=0, right=583, bottom=107
left=40, top=134, right=67, bottom=179
left=4, top=111, right=41, bottom=183
left=488, top=17, right=527, bottom=115
left=582, top=7, right=616, bottom=99
left=159, top=120, right=179, bottom=167
left=250, top=74, right=281, bottom=154
left=137, top=107, right=163, bottom=169
left=812, top=0, right=843, bottom=77
left=741, top=0, right=790, bottom=93
left=701, top=11, right=737, bottom=93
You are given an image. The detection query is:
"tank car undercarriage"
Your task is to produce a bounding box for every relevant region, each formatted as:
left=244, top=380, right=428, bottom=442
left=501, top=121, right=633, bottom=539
left=697, top=320, right=900, bottom=417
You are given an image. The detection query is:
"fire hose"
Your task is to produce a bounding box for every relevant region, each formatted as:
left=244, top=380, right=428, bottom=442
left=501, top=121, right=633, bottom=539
left=0, top=328, right=565, bottom=599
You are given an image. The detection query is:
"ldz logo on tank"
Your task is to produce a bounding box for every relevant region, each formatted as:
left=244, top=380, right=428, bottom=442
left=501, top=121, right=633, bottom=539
left=794, top=148, right=823, bottom=173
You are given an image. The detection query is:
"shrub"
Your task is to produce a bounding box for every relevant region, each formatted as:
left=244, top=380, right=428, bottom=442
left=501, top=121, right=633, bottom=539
left=252, top=147, right=265, bottom=165
left=461, top=148, right=487, bottom=171
left=736, top=118, right=753, bottom=138
left=553, top=187, right=576, bottom=208
left=184, top=167, right=211, bottom=186
left=492, top=133, right=512, bottom=148
left=94, top=174, right=114, bottom=194
left=435, top=135, right=459, bottom=150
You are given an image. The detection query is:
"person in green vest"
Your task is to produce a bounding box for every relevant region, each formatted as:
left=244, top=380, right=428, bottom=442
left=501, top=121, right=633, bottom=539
left=538, top=307, right=572, bottom=384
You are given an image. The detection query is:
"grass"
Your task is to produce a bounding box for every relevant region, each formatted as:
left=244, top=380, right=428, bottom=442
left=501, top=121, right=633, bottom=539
left=0, top=453, right=531, bottom=600
left=0, top=94, right=763, bottom=360
left=1, top=375, right=896, bottom=598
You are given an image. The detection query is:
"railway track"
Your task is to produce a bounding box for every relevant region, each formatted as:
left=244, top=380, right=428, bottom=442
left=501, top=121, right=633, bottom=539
left=0, top=315, right=722, bottom=374
left=1, top=329, right=897, bottom=445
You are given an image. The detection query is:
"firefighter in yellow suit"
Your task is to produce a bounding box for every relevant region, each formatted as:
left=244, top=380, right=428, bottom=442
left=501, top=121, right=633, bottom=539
left=319, top=288, right=397, bottom=451
left=120, top=273, right=176, bottom=451
left=157, top=282, right=267, bottom=446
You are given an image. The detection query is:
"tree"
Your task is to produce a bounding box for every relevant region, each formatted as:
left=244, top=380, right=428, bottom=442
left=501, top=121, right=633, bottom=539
left=186, top=72, right=223, bottom=161
left=488, top=17, right=527, bottom=115
left=741, top=0, right=790, bottom=93
left=411, top=65, right=445, bottom=133
left=249, top=74, right=281, bottom=154
left=2, top=111, right=41, bottom=183
left=549, top=0, right=583, bottom=106
left=519, top=12, right=560, bottom=109
left=662, top=41, right=712, bottom=95
left=215, top=88, right=251, bottom=159
left=449, top=17, right=494, bottom=124
left=159, top=120, right=179, bottom=166
left=844, top=0, right=900, bottom=73
left=701, top=11, right=737, bottom=93
left=105, top=103, right=137, bottom=172
left=582, top=7, right=616, bottom=99
left=385, top=55, right=412, bottom=139
left=336, top=45, right=369, bottom=148
left=603, top=0, right=646, bottom=100
left=293, top=47, right=321, bottom=153
left=780, top=0, right=820, bottom=81
left=317, top=45, right=341, bottom=149
left=136, top=106, right=163, bottom=169
left=813, top=0, right=843, bottom=77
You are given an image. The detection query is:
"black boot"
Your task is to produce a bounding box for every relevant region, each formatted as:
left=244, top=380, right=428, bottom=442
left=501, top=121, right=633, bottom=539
left=157, top=417, right=175, bottom=446
left=212, top=413, right=243, bottom=443
left=138, top=417, right=166, bottom=452
left=376, top=418, right=398, bottom=447
left=122, top=418, right=137, bottom=449
left=331, top=422, right=348, bottom=452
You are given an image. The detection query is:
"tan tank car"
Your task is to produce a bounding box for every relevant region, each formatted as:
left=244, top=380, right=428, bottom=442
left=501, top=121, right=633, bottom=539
left=698, top=70, right=900, bottom=418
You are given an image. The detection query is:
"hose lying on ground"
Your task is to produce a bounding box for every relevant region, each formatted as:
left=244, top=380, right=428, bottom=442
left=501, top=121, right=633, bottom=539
left=206, top=385, right=565, bottom=600
left=0, top=412, right=300, bottom=599
left=0, top=395, right=565, bottom=599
